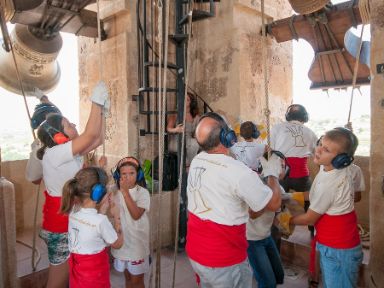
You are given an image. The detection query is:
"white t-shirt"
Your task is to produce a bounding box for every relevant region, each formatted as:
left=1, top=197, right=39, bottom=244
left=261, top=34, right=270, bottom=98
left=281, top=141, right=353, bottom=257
left=309, top=165, right=355, bottom=215
left=68, top=208, right=118, bottom=255
left=187, top=152, right=273, bottom=225
left=246, top=185, right=285, bottom=240
left=42, top=141, right=83, bottom=197
left=230, top=141, right=266, bottom=171
left=270, top=121, right=317, bottom=157
left=111, top=185, right=150, bottom=261
left=25, top=140, right=43, bottom=182
left=246, top=211, right=275, bottom=241
left=350, top=164, right=365, bottom=192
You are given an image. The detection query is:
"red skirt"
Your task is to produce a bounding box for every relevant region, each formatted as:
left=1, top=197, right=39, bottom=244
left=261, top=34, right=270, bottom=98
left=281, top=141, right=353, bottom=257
left=69, top=249, right=110, bottom=288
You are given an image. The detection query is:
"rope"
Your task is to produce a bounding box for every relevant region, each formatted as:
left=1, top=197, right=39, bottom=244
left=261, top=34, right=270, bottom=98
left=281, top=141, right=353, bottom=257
left=171, top=1, right=195, bottom=286
left=96, top=0, right=106, bottom=157
left=2, top=22, right=43, bottom=272
left=261, top=0, right=271, bottom=149
left=359, top=0, right=370, bottom=25
left=347, top=25, right=365, bottom=126
left=155, top=1, right=165, bottom=286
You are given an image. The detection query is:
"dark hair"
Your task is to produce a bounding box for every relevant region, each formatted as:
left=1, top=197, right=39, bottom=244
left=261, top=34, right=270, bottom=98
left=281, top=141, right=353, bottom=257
left=60, top=167, right=108, bottom=214
left=188, top=92, right=199, bottom=118
left=240, top=121, right=255, bottom=140
left=196, top=114, right=225, bottom=152
left=324, top=128, right=358, bottom=156
left=36, top=113, right=66, bottom=160
left=285, top=104, right=309, bottom=123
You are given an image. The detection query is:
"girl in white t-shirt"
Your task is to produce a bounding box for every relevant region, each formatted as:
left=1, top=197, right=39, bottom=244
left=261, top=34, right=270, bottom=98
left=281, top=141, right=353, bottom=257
left=35, top=81, right=109, bottom=288
left=60, top=167, right=123, bottom=288
left=110, top=156, right=151, bottom=288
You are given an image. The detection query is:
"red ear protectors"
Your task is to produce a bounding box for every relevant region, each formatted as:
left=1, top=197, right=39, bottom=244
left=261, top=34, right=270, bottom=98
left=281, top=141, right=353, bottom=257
left=53, top=132, right=69, bottom=144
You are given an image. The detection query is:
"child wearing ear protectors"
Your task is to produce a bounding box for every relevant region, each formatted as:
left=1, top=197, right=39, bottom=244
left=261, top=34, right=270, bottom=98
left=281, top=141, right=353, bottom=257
left=110, top=156, right=151, bottom=288
left=60, top=167, right=123, bottom=288
left=34, top=81, right=110, bottom=288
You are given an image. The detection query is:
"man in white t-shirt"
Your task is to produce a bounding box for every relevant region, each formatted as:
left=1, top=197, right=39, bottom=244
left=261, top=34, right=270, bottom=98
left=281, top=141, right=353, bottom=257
left=230, top=121, right=267, bottom=172
left=271, top=104, right=318, bottom=238
left=185, top=112, right=283, bottom=288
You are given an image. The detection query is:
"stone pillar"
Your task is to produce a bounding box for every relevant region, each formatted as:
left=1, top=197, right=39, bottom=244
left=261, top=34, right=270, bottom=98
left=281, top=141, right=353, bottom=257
left=369, top=1, right=384, bottom=286
left=78, top=0, right=139, bottom=167
left=188, top=0, right=292, bottom=128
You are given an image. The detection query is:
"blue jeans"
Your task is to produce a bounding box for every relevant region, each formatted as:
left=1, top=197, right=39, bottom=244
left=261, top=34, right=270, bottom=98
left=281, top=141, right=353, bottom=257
left=317, top=243, right=363, bottom=288
left=247, top=236, right=284, bottom=288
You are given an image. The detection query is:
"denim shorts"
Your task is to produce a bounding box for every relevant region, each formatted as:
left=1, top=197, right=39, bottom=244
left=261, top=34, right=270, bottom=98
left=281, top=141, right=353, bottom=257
left=317, top=243, right=363, bottom=288
left=39, top=229, right=69, bottom=265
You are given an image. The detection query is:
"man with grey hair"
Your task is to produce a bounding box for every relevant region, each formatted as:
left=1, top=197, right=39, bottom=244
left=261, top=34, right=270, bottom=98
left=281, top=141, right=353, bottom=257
left=185, top=112, right=283, bottom=287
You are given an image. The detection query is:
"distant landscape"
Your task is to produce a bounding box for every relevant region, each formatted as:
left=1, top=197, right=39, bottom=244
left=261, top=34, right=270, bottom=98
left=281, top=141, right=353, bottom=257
left=0, top=114, right=370, bottom=161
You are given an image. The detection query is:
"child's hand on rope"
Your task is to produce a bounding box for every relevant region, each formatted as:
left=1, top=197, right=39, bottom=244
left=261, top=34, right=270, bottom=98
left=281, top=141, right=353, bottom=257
left=276, top=208, right=295, bottom=238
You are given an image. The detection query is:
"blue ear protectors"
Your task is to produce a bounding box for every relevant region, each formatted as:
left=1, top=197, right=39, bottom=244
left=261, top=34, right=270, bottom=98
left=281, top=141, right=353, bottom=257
left=90, top=167, right=107, bottom=204
left=112, top=157, right=145, bottom=186
left=285, top=104, right=309, bottom=123
left=330, top=127, right=358, bottom=169
left=199, top=112, right=237, bottom=148
left=251, top=123, right=260, bottom=139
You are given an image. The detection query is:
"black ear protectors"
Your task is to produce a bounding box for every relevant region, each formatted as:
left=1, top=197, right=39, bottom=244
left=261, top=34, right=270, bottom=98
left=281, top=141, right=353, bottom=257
left=331, top=127, right=358, bottom=169
left=198, top=112, right=237, bottom=148
left=285, top=104, right=309, bottom=123
left=90, top=167, right=107, bottom=204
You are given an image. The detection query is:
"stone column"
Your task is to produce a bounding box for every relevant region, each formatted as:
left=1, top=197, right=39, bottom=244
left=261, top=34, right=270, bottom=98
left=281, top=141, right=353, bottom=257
left=188, top=0, right=292, bottom=128
left=369, top=0, right=384, bottom=286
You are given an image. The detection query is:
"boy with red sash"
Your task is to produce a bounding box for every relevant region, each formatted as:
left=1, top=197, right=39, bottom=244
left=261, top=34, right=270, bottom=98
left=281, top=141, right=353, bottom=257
left=279, top=127, right=363, bottom=288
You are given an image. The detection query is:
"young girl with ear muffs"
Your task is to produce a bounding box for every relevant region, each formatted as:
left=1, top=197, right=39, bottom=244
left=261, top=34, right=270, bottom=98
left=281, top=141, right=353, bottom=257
left=60, top=167, right=123, bottom=288
left=34, top=81, right=110, bottom=288
left=109, top=156, right=151, bottom=288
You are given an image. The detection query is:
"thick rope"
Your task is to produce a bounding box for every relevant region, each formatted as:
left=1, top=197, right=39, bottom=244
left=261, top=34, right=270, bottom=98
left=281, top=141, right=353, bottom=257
left=96, top=0, right=106, bottom=157
left=347, top=25, right=365, bottom=126
left=155, top=1, right=164, bottom=287
left=3, top=22, right=43, bottom=271
left=171, top=1, right=195, bottom=286
left=261, top=0, right=271, bottom=149
left=359, top=0, right=370, bottom=25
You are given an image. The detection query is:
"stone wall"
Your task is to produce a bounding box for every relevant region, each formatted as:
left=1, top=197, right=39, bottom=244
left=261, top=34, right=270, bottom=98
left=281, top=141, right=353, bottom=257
left=368, top=0, right=384, bottom=285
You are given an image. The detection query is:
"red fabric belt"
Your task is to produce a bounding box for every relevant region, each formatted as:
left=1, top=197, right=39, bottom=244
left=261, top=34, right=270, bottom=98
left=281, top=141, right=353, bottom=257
left=186, top=212, right=247, bottom=267
left=42, top=191, right=68, bottom=233
left=69, top=248, right=110, bottom=288
left=309, top=211, right=360, bottom=274
left=286, top=157, right=309, bottom=178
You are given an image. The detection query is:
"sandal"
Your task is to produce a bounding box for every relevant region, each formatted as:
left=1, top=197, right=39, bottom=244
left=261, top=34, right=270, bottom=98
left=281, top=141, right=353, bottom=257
left=308, top=277, right=319, bottom=288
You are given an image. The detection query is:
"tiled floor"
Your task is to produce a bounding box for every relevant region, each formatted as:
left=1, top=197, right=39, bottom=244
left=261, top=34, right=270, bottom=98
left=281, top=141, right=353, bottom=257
left=110, top=247, right=312, bottom=288
left=17, top=226, right=369, bottom=287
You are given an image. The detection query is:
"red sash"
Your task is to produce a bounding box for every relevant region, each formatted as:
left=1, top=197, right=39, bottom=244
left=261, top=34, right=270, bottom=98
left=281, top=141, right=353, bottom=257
left=69, top=249, right=110, bottom=288
left=42, top=191, right=68, bottom=233
left=309, top=211, right=360, bottom=274
left=286, top=157, right=309, bottom=178
left=186, top=212, right=247, bottom=267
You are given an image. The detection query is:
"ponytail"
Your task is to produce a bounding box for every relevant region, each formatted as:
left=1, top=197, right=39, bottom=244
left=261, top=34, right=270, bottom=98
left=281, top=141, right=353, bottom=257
left=60, top=178, right=78, bottom=214
left=36, top=145, right=47, bottom=160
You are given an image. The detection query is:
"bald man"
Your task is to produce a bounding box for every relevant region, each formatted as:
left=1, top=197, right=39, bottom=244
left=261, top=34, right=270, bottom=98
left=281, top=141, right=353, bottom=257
left=185, top=112, right=282, bottom=288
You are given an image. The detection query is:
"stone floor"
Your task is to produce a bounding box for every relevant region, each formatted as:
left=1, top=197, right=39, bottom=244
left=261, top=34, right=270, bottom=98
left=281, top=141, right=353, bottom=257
left=16, top=225, right=370, bottom=287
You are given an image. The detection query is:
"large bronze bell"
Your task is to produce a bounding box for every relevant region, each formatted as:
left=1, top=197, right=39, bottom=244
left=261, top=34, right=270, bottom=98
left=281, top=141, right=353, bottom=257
left=0, top=23, right=62, bottom=95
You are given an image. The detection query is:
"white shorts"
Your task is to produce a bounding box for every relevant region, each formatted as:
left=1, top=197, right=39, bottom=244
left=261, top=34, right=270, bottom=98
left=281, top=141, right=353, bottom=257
left=114, top=256, right=150, bottom=275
